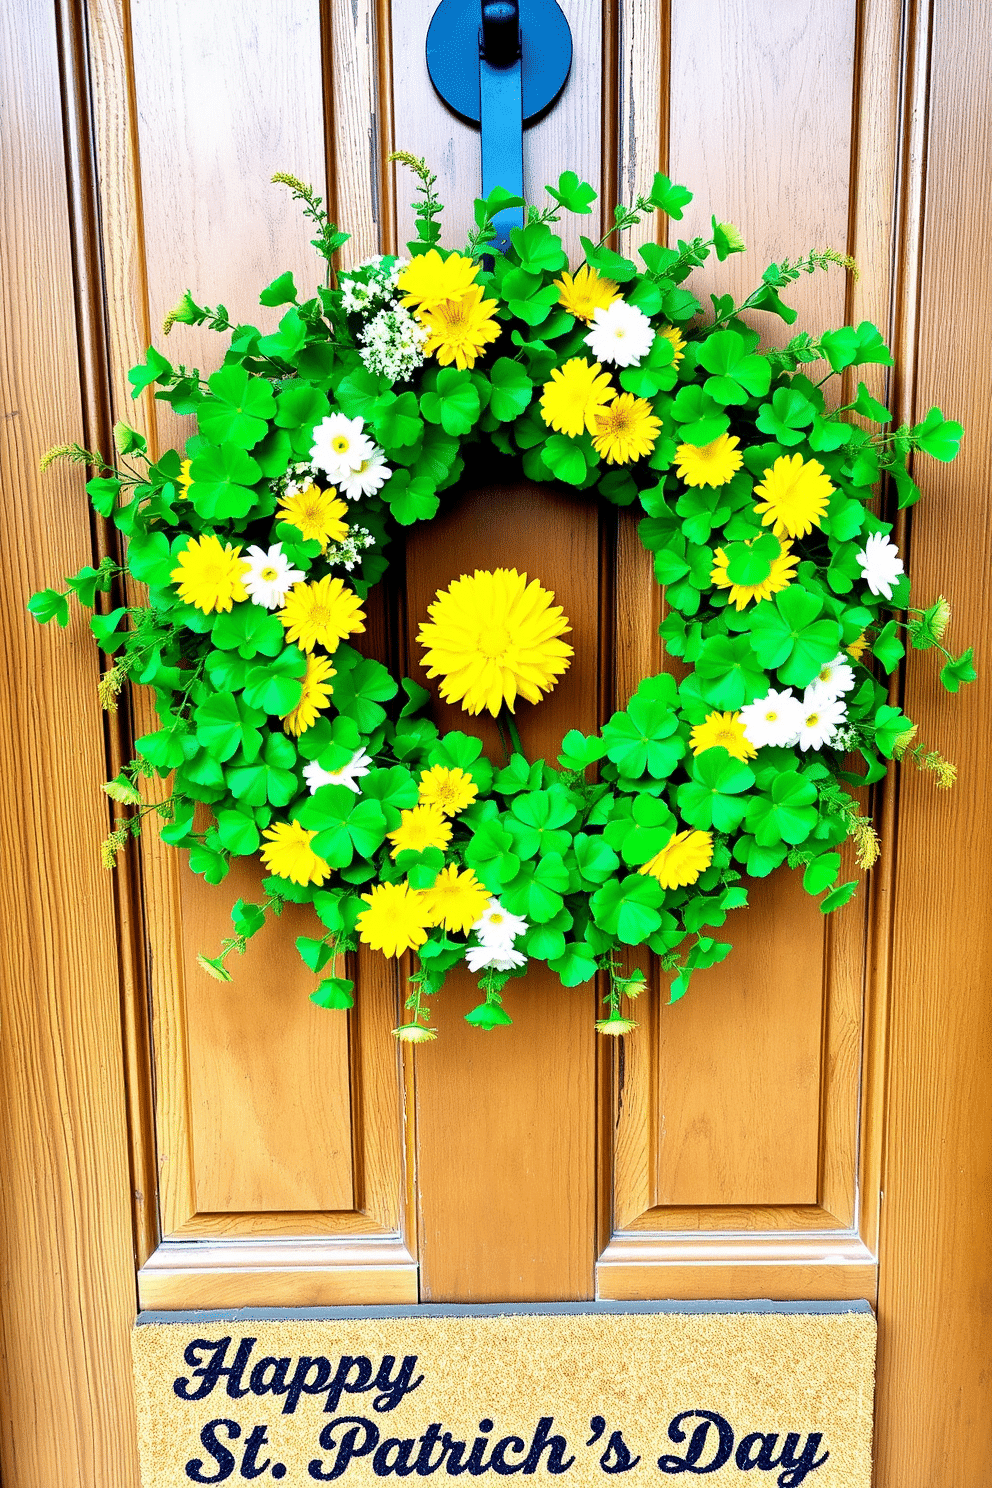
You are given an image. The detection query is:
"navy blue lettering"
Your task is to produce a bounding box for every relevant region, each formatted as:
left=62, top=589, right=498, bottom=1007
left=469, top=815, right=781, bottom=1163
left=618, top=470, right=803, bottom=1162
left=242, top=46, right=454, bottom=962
left=280, top=1357, right=333, bottom=1415
left=775, top=1433, right=828, bottom=1487
left=373, top=1356, right=424, bottom=1413
left=521, top=1418, right=575, bottom=1475
left=249, top=1357, right=291, bottom=1398
left=735, top=1433, right=783, bottom=1471
left=323, top=1357, right=375, bottom=1414
left=310, top=1416, right=380, bottom=1481
left=240, top=1425, right=272, bottom=1479
left=175, top=1338, right=256, bottom=1401
left=441, top=1433, right=469, bottom=1475
left=186, top=1418, right=240, bottom=1482
left=489, top=1436, right=527, bottom=1475
left=413, top=1425, right=447, bottom=1475
left=658, top=1412, right=734, bottom=1475
left=374, top=1438, right=419, bottom=1476
left=600, top=1430, right=640, bottom=1473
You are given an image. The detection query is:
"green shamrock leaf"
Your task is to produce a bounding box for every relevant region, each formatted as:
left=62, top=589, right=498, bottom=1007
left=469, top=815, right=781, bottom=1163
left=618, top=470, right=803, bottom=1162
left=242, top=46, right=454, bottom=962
left=225, top=732, right=298, bottom=808
left=745, top=771, right=818, bottom=846
left=912, top=406, right=964, bottom=462
left=544, top=170, right=597, bottom=214
left=590, top=874, right=665, bottom=945
left=677, top=749, right=755, bottom=831
left=197, top=365, right=275, bottom=449
left=488, top=357, right=534, bottom=422
left=747, top=588, right=842, bottom=688
left=509, top=221, right=568, bottom=275
left=242, top=645, right=307, bottom=715
left=939, top=647, right=977, bottom=693
left=696, top=329, right=771, bottom=406
left=602, top=678, right=684, bottom=779
left=755, top=386, right=817, bottom=446
left=507, top=786, right=577, bottom=859
left=194, top=692, right=265, bottom=763
left=502, top=853, right=570, bottom=923
left=420, top=367, right=481, bottom=435
left=189, top=442, right=262, bottom=520
left=695, top=634, right=769, bottom=710
left=297, top=789, right=388, bottom=869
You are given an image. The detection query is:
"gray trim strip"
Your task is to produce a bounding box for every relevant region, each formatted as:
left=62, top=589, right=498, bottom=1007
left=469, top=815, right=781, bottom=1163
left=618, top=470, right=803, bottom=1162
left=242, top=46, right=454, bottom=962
left=137, top=1299, right=873, bottom=1325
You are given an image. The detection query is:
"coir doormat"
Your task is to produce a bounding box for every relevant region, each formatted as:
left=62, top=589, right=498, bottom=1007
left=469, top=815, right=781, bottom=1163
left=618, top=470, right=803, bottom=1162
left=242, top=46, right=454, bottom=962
left=132, top=1301, right=875, bottom=1487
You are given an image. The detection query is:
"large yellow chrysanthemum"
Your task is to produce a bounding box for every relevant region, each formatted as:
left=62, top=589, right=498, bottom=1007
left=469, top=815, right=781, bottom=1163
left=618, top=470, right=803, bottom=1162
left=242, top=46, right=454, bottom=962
left=591, top=393, right=661, bottom=464
left=418, top=764, right=478, bottom=817
left=540, top=358, right=614, bottom=437
left=278, top=576, right=366, bottom=653
left=417, top=568, right=573, bottom=717
left=689, top=711, right=756, bottom=762
left=356, top=881, right=431, bottom=958
left=277, top=484, right=348, bottom=551
left=753, top=454, right=834, bottom=538
left=260, top=820, right=331, bottom=887
left=388, top=804, right=453, bottom=859
left=421, top=865, right=492, bottom=934
left=418, top=285, right=501, bottom=370
left=396, top=250, right=479, bottom=313
left=170, top=533, right=248, bottom=613
left=282, top=651, right=335, bottom=736
left=710, top=537, right=799, bottom=610
left=675, top=434, right=743, bottom=488
left=637, top=829, right=714, bottom=889
left=657, top=324, right=686, bottom=367
left=553, top=264, right=619, bottom=322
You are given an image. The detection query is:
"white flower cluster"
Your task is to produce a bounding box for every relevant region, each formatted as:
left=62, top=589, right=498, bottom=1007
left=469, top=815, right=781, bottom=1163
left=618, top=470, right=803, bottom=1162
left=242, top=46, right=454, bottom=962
left=310, top=413, right=391, bottom=499
left=857, top=531, right=904, bottom=600
left=585, top=299, right=654, bottom=367
left=339, top=256, right=407, bottom=316
left=280, top=461, right=320, bottom=501
left=465, top=898, right=529, bottom=973
left=304, top=748, right=372, bottom=795
left=240, top=542, right=304, bottom=609
left=740, top=654, right=857, bottom=753
left=358, top=305, right=428, bottom=382
left=324, top=527, right=376, bottom=572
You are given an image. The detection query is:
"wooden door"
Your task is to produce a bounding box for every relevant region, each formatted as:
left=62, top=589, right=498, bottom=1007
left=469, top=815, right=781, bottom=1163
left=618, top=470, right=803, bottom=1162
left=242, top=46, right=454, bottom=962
left=2, top=1, right=990, bottom=1484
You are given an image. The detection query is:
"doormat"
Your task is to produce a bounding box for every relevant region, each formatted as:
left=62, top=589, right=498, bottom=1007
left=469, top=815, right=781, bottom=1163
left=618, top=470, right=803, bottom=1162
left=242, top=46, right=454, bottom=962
left=132, top=1301, right=874, bottom=1487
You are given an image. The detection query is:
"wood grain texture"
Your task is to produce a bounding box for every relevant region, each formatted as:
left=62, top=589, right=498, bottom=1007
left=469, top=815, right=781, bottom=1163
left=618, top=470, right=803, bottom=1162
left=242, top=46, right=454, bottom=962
left=0, top=2, right=141, bottom=1484
left=874, top=2, right=992, bottom=1482
left=138, top=1237, right=417, bottom=1309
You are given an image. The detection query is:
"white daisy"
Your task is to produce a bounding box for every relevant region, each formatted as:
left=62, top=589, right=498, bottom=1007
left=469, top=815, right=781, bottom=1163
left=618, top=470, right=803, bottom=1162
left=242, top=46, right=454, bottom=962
left=739, top=688, right=805, bottom=749
left=584, top=299, right=654, bottom=368
left=472, top=898, right=529, bottom=948
left=857, top=531, right=905, bottom=600
left=310, top=413, right=376, bottom=482
left=303, top=748, right=372, bottom=795
left=240, top=543, right=305, bottom=609
left=337, top=448, right=392, bottom=501
left=465, top=944, right=527, bottom=973
left=796, top=688, right=848, bottom=751
left=810, top=653, right=856, bottom=698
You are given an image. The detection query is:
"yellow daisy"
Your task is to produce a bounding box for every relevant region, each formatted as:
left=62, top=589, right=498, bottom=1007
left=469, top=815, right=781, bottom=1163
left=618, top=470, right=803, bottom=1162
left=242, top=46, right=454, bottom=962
left=657, top=324, right=686, bottom=367
left=282, top=652, right=335, bottom=736
left=176, top=458, right=193, bottom=498
left=388, top=804, right=453, bottom=859
left=753, top=454, right=834, bottom=538
left=397, top=250, right=480, bottom=313
left=418, top=764, right=478, bottom=817
left=674, top=434, right=743, bottom=488
left=421, top=865, right=492, bottom=934
left=710, top=537, right=799, bottom=610
left=540, top=357, right=615, bottom=437
left=356, top=881, right=431, bottom=959
left=591, top=393, right=662, bottom=465
left=847, top=632, right=868, bottom=662
left=689, top=711, right=757, bottom=762
left=170, top=533, right=248, bottom=614
left=417, top=568, right=573, bottom=717
left=260, top=820, right=331, bottom=887
left=418, top=285, right=501, bottom=370
left=553, top=264, right=619, bottom=322
left=276, top=484, right=348, bottom=551
left=638, top=829, right=714, bottom=889
left=278, top=576, right=366, bottom=654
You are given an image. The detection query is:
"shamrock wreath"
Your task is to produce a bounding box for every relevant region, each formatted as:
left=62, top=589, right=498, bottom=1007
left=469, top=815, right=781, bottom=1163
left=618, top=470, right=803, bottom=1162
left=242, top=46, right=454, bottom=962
left=31, top=157, right=973, bottom=1040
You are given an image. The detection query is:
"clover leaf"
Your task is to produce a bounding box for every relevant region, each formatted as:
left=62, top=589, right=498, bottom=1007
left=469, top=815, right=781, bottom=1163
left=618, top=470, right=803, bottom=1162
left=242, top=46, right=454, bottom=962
left=197, top=365, right=275, bottom=448
left=745, top=771, right=818, bottom=846
left=602, top=682, right=684, bottom=780
left=695, top=634, right=768, bottom=710
left=545, top=170, right=597, bottom=214
left=189, top=442, right=262, bottom=520
left=297, top=788, right=388, bottom=869
left=912, top=406, right=964, bottom=462
left=747, top=588, right=842, bottom=688
left=502, top=852, right=570, bottom=923
left=242, top=645, right=307, bottom=715
left=590, top=874, right=665, bottom=945
left=194, top=693, right=265, bottom=763
left=677, top=749, right=755, bottom=831
left=755, top=386, right=817, bottom=446
left=225, top=731, right=298, bottom=807
left=696, top=329, right=771, bottom=406
left=507, top=787, right=577, bottom=859
left=465, top=818, right=521, bottom=891
left=420, top=367, right=481, bottom=435
left=488, top=358, right=533, bottom=422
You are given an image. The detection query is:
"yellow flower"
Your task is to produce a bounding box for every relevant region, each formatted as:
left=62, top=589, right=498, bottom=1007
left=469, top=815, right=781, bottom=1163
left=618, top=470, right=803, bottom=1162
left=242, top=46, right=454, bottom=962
left=357, top=881, right=431, bottom=958
left=260, top=820, right=331, bottom=887
left=418, top=285, right=501, bottom=370
left=279, top=576, right=366, bottom=654
left=421, top=865, right=491, bottom=934
left=388, top=804, right=453, bottom=859
left=710, top=537, right=799, bottom=610
left=282, top=652, right=335, bottom=736
left=847, top=631, right=868, bottom=662
left=170, top=534, right=248, bottom=614
left=397, top=250, right=479, bottom=313
left=690, top=711, right=757, bottom=762
left=417, top=567, right=573, bottom=717
left=638, top=829, right=714, bottom=889
left=277, top=485, right=348, bottom=551
left=418, top=764, right=478, bottom=817
left=554, top=264, right=619, bottom=322
left=540, top=357, right=614, bottom=437
left=753, top=454, right=834, bottom=538
left=591, top=393, right=661, bottom=464
left=657, top=324, right=686, bottom=367
left=675, top=434, right=743, bottom=488
left=176, top=458, right=193, bottom=498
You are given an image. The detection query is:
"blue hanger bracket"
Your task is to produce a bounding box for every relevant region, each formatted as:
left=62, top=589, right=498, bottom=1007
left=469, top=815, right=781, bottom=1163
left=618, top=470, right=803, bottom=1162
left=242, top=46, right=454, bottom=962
left=426, top=0, right=573, bottom=254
